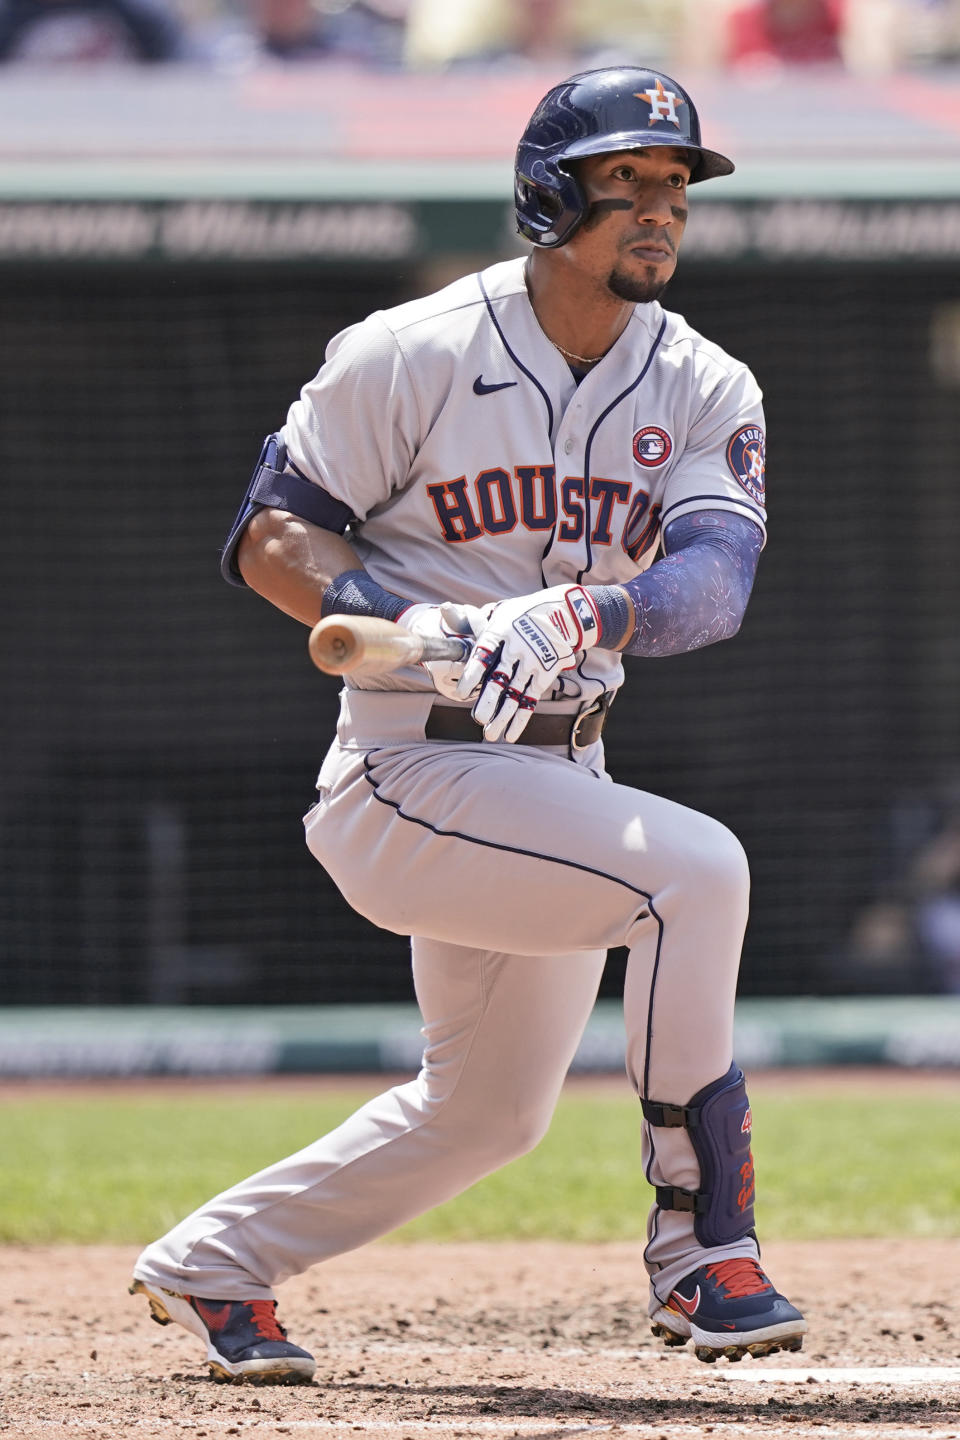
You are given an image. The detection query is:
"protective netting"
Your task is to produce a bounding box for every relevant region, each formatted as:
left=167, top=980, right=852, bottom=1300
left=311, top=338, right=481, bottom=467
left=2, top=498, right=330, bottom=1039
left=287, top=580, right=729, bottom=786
left=4, top=259, right=959, bottom=1004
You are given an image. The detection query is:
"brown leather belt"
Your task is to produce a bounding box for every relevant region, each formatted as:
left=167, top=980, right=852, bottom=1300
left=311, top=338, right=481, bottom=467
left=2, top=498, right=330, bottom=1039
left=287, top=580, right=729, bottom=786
left=424, top=698, right=610, bottom=749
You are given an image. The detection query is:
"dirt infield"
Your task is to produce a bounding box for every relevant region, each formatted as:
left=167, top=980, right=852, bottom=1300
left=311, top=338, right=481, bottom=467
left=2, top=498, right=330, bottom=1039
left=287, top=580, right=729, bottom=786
left=2, top=1238, right=958, bottom=1440
left=2, top=1072, right=958, bottom=1438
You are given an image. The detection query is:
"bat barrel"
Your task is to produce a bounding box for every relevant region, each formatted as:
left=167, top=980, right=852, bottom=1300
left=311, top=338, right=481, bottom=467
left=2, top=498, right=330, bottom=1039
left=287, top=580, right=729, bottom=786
left=308, top=616, right=469, bottom=676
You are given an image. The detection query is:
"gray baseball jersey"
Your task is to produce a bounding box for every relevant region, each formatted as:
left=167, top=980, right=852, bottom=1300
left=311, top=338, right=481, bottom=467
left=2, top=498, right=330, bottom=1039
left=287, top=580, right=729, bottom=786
left=281, top=256, right=766, bottom=707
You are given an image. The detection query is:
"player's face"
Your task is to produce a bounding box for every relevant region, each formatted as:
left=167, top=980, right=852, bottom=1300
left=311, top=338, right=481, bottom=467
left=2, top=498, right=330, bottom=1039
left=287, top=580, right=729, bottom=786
left=567, top=148, right=691, bottom=303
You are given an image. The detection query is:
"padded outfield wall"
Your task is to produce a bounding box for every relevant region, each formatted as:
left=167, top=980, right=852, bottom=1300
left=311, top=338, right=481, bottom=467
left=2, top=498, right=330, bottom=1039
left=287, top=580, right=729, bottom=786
left=4, top=68, right=960, bottom=1008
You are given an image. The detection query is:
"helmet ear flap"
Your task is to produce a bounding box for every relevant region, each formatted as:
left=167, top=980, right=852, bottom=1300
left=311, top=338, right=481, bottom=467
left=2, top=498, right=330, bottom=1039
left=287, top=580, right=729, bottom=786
left=514, top=156, right=588, bottom=248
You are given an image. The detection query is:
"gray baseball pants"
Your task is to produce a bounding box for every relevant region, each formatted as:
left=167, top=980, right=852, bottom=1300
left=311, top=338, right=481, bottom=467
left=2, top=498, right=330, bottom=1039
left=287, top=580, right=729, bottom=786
left=134, top=691, right=760, bottom=1310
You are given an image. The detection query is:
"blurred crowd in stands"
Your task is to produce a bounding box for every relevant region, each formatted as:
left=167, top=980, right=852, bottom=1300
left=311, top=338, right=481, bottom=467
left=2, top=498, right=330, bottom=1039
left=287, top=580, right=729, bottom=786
left=1, top=0, right=959, bottom=70
left=840, top=772, right=960, bottom=995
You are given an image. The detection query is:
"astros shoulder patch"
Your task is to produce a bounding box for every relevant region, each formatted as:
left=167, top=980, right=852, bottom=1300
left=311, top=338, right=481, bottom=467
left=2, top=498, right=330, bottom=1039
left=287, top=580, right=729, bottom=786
left=726, top=426, right=765, bottom=505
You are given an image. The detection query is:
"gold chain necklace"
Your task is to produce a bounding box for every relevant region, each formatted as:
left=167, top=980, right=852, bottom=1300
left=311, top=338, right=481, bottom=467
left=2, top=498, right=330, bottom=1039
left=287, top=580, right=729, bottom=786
left=522, top=258, right=609, bottom=366
left=551, top=340, right=605, bottom=365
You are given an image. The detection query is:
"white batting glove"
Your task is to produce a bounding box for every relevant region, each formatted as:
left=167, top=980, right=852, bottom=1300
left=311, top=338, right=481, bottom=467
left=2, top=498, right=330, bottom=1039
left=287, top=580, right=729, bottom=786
left=455, top=585, right=602, bottom=742
left=398, top=602, right=488, bottom=700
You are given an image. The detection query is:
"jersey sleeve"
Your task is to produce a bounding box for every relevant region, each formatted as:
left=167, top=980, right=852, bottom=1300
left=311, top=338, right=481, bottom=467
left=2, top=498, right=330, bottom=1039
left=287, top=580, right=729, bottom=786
left=279, top=314, right=422, bottom=523
left=658, top=362, right=768, bottom=538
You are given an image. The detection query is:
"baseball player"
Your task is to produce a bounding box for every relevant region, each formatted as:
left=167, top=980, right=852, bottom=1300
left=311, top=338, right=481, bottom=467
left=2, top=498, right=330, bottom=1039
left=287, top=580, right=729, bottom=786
left=131, top=66, right=806, bottom=1384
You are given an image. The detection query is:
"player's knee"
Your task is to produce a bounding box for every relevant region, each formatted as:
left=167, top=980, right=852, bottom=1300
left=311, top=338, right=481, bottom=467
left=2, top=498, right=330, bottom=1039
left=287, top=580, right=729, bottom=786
left=481, top=1104, right=552, bottom=1165
left=700, top=820, right=750, bottom=913
left=430, top=1089, right=553, bottom=1166
left=710, top=820, right=750, bottom=896
left=667, top=816, right=750, bottom=916
left=503, top=1098, right=555, bottom=1159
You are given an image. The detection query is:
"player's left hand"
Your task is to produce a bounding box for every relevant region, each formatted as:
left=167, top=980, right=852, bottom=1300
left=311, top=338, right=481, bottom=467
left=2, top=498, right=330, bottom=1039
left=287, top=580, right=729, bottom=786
left=398, top=601, right=488, bottom=700
left=456, top=585, right=602, bottom=742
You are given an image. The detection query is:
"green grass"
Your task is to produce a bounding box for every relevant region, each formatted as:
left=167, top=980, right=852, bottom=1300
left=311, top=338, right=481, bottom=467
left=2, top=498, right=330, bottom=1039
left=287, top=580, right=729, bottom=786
left=0, top=1083, right=957, bottom=1245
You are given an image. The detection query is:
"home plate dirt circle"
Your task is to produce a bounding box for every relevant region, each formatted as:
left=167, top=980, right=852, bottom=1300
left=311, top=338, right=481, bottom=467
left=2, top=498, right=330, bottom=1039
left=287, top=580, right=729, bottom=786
left=2, top=1239, right=959, bottom=1440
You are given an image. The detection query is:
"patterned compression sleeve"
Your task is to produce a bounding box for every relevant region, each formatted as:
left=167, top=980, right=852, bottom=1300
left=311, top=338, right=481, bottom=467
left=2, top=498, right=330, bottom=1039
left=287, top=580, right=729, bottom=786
left=595, top=510, right=764, bottom=658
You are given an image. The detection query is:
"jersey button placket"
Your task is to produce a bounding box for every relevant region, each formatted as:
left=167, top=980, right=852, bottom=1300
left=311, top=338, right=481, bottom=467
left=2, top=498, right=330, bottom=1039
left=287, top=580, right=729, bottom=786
left=560, top=399, right=582, bottom=456
left=553, top=431, right=589, bottom=578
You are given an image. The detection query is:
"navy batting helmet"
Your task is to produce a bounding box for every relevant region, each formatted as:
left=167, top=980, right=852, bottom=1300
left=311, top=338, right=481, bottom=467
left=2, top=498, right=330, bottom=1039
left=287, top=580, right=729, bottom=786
left=515, top=67, right=734, bottom=248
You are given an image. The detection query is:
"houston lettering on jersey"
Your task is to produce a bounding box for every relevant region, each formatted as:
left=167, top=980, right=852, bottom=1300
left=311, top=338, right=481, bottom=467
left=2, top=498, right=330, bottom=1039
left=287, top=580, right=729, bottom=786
left=427, top=466, right=663, bottom=564
left=426, top=467, right=554, bottom=542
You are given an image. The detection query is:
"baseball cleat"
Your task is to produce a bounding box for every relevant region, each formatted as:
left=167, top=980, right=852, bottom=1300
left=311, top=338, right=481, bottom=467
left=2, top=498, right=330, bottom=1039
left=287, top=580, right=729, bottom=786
left=129, top=1278, right=316, bottom=1384
left=650, top=1257, right=806, bottom=1363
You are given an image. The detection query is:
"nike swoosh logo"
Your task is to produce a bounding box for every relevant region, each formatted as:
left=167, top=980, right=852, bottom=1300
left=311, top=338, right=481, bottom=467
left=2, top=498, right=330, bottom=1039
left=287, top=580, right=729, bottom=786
left=473, top=375, right=517, bottom=395
left=193, top=1299, right=232, bottom=1331
left=671, top=1285, right=701, bottom=1317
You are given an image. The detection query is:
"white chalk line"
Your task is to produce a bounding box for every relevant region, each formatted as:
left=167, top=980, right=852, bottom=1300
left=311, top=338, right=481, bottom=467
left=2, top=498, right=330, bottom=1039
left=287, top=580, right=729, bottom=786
left=322, top=1344, right=960, bottom=1385
left=715, top=1365, right=960, bottom=1385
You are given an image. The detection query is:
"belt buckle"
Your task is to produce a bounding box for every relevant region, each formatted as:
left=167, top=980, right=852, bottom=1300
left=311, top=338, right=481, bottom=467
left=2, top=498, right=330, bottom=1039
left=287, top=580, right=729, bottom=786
left=571, top=696, right=604, bottom=751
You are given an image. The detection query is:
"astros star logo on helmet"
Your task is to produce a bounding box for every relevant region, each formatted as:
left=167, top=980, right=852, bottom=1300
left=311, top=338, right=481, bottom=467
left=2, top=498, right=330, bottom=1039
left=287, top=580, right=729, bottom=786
left=636, top=79, right=684, bottom=128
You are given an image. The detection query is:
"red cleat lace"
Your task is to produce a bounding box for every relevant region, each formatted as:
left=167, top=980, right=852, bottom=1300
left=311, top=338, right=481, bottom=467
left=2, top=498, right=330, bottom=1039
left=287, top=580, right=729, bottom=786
left=704, top=1258, right=774, bottom=1299
left=247, top=1301, right=288, bottom=1341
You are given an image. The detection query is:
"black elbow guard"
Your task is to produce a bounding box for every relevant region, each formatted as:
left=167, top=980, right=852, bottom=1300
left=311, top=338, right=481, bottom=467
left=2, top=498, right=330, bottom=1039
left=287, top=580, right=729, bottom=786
left=220, top=433, right=355, bottom=588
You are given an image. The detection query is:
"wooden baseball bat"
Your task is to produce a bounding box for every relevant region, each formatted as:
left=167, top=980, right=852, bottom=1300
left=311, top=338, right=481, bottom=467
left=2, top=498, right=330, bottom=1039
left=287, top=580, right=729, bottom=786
left=308, top=615, right=470, bottom=677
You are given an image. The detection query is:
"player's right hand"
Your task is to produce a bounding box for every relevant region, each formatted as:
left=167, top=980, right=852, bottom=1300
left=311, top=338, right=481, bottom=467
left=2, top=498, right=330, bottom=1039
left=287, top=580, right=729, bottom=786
left=456, top=585, right=602, bottom=742
left=398, top=602, right=488, bottom=700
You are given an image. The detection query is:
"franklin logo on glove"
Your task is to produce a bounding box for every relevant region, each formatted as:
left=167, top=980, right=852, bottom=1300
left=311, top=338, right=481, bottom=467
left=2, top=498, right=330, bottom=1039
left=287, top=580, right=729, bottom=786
left=457, top=583, right=604, bottom=743
left=514, top=615, right=561, bottom=669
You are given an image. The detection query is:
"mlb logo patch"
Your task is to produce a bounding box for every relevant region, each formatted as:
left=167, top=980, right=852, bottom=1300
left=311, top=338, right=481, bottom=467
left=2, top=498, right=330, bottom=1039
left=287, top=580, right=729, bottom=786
left=727, top=426, right=766, bottom=504
left=633, top=425, right=673, bottom=468
left=569, top=590, right=598, bottom=638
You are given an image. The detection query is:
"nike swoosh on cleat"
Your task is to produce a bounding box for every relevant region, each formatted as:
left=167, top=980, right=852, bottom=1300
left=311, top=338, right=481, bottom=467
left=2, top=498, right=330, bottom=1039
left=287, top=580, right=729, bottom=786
left=671, top=1286, right=701, bottom=1317
left=193, top=1299, right=233, bottom=1331
left=473, top=375, right=517, bottom=395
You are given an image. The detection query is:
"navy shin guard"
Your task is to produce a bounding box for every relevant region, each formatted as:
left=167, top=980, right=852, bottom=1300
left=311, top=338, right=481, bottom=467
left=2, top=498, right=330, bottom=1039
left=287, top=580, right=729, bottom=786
left=641, top=1063, right=756, bottom=1247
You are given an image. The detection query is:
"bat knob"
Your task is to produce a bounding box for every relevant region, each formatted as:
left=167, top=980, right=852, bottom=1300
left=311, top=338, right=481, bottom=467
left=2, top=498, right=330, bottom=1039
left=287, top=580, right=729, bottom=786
left=308, top=617, right=359, bottom=674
